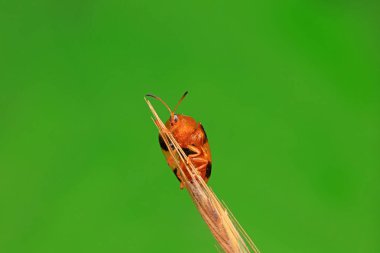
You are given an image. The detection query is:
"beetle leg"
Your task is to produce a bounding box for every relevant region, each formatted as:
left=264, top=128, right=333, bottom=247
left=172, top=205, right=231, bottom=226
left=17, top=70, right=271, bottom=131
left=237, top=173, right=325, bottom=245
left=184, top=145, right=210, bottom=168
left=194, top=162, right=211, bottom=183
left=187, top=154, right=209, bottom=178
left=184, top=145, right=201, bottom=156
left=178, top=145, right=211, bottom=187
left=191, top=157, right=209, bottom=164
left=183, top=145, right=202, bottom=165
left=179, top=161, right=208, bottom=189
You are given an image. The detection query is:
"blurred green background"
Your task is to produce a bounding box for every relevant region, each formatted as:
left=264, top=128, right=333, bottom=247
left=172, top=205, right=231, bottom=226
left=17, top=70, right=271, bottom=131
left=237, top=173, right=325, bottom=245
left=1, top=0, right=379, bottom=252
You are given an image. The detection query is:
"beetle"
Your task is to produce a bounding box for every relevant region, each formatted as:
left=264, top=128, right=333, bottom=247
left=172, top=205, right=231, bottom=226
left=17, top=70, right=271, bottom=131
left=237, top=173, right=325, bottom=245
left=146, top=91, right=212, bottom=189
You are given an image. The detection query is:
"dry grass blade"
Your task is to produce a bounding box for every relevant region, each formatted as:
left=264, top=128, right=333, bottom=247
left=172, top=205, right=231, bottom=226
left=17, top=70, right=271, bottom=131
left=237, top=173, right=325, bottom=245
left=145, top=98, right=260, bottom=253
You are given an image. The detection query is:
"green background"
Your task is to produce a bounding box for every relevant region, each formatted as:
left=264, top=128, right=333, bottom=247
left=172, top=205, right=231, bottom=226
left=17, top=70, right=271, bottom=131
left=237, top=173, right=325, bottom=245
left=1, top=1, right=379, bottom=252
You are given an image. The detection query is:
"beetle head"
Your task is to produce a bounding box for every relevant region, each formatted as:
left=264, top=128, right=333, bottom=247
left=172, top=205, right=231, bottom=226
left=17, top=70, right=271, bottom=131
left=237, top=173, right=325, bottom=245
left=146, top=91, right=188, bottom=127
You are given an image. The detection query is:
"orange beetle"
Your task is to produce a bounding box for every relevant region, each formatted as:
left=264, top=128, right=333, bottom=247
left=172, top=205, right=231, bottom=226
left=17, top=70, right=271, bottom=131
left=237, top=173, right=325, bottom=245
left=146, top=91, right=212, bottom=189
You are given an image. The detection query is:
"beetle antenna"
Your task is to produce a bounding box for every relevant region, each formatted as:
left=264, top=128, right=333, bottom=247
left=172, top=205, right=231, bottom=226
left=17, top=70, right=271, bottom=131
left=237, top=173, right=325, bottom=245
left=173, top=91, right=188, bottom=114
left=145, top=94, right=172, bottom=115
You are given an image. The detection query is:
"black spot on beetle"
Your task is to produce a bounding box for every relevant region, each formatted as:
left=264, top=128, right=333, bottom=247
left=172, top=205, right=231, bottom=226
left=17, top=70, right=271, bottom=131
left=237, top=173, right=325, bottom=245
left=159, top=135, right=174, bottom=151
left=158, top=135, right=168, bottom=151
left=183, top=147, right=196, bottom=156
left=200, top=124, right=208, bottom=142
left=206, top=162, right=212, bottom=178
left=173, top=168, right=182, bottom=182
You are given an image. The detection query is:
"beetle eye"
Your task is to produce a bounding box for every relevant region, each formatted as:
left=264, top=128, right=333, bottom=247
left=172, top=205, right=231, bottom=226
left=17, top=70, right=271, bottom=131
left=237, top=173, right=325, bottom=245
left=173, top=114, right=179, bottom=123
